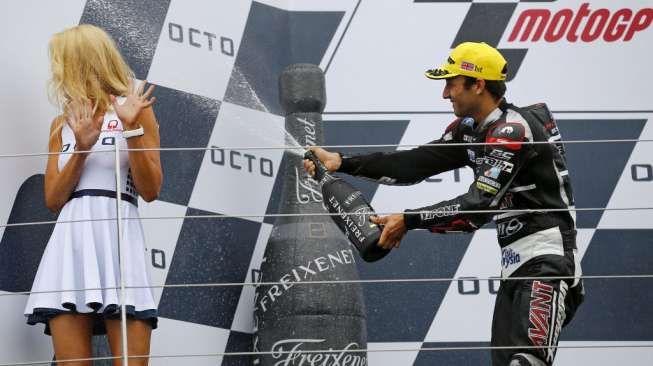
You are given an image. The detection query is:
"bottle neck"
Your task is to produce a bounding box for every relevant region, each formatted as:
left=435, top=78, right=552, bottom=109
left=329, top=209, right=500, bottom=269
left=304, top=151, right=328, bottom=181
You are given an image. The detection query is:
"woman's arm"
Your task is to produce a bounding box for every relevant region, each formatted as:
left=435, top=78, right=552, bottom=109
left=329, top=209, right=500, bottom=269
left=112, top=80, right=162, bottom=202
left=124, top=106, right=162, bottom=202
left=44, top=101, right=103, bottom=212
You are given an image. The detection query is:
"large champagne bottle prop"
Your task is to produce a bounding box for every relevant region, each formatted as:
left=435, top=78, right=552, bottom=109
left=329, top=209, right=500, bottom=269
left=305, top=151, right=390, bottom=262
left=252, top=64, right=367, bottom=366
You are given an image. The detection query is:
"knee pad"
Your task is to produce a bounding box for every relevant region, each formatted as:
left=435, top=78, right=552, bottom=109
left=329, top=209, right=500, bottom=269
left=509, top=353, right=547, bottom=366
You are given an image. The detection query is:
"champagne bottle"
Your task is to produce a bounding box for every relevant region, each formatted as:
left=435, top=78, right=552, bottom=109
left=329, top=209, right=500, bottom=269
left=253, top=64, right=367, bottom=366
left=305, top=151, right=391, bottom=262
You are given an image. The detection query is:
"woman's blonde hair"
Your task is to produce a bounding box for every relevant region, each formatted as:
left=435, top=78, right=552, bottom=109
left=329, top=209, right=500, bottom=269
left=49, top=24, right=133, bottom=133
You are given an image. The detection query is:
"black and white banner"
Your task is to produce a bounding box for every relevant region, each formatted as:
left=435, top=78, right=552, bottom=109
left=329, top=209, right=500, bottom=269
left=1, top=1, right=652, bottom=365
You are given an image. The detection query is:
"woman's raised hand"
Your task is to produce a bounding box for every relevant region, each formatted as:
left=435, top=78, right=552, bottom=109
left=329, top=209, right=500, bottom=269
left=66, top=98, right=103, bottom=151
left=111, top=79, right=156, bottom=129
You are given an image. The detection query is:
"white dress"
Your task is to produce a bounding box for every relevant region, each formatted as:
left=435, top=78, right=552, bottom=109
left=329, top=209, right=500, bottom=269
left=24, top=110, right=157, bottom=335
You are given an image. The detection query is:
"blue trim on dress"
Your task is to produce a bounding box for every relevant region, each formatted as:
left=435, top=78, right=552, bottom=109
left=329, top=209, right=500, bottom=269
left=27, top=303, right=157, bottom=335
left=69, top=189, right=138, bottom=207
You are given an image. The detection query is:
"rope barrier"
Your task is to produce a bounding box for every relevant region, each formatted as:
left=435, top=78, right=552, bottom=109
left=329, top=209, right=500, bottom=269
left=1, top=343, right=652, bottom=366
left=0, top=138, right=652, bottom=159
left=2, top=206, right=652, bottom=229
left=2, top=274, right=651, bottom=298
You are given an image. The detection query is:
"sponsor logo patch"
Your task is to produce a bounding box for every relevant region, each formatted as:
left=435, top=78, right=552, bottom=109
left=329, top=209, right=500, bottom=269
left=478, top=175, right=501, bottom=189
left=462, top=117, right=475, bottom=128
left=499, top=125, right=514, bottom=135
left=420, top=204, right=461, bottom=221
left=497, top=218, right=525, bottom=238
left=378, top=176, right=397, bottom=184
left=528, top=281, right=554, bottom=348
left=460, top=61, right=476, bottom=71
left=476, top=181, right=498, bottom=195
left=489, top=148, right=515, bottom=160
left=467, top=149, right=476, bottom=162
left=484, top=166, right=501, bottom=179
left=501, top=247, right=521, bottom=268
left=484, top=157, right=515, bottom=173
left=103, top=119, right=122, bottom=132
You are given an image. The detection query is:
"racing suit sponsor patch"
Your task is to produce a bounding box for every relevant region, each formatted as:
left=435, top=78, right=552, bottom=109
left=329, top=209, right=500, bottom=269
left=484, top=166, right=501, bottom=179
left=377, top=176, right=397, bottom=184
left=484, top=157, right=514, bottom=172
left=497, top=218, right=525, bottom=238
left=488, top=148, right=515, bottom=160
left=477, top=181, right=498, bottom=195
left=501, top=248, right=521, bottom=268
left=420, top=203, right=461, bottom=220
left=467, top=149, right=476, bottom=163
left=500, top=227, right=564, bottom=278
left=478, top=175, right=501, bottom=189
left=462, top=117, right=475, bottom=128
left=528, top=281, right=554, bottom=349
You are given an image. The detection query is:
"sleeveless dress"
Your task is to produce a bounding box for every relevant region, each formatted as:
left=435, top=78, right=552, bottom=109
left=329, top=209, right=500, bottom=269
left=24, top=109, right=158, bottom=335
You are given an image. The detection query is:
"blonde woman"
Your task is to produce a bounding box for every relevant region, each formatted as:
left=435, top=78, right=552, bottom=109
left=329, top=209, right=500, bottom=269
left=24, top=24, right=162, bottom=366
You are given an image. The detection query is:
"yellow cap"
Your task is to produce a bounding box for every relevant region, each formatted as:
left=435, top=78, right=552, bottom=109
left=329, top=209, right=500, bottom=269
left=425, top=42, right=507, bottom=81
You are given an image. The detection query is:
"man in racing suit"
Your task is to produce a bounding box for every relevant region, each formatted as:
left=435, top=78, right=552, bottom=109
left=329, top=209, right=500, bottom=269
left=304, top=42, right=584, bottom=365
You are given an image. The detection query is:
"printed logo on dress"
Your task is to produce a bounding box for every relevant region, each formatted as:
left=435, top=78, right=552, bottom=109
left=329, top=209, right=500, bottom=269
left=104, top=119, right=122, bottom=132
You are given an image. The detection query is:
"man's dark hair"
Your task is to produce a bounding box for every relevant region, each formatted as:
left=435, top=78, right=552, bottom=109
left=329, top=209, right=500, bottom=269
left=462, top=76, right=506, bottom=101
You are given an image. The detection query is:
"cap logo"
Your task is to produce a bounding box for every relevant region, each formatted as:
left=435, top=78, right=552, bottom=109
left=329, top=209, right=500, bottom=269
left=461, top=61, right=483, bottom=73
left=460, top=61, right=475, bottom=71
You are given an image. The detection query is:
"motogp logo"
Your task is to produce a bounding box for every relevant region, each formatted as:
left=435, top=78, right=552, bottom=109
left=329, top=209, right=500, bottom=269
left=509, top=4, right=653, bottom=43
left=436, top=0, right=653, bottom=80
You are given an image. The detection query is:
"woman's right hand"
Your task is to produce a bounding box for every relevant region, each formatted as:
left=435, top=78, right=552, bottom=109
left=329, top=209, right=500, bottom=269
left=66, top=98, right=103, bottom=151
left=303, top=147, right=342, bottom=177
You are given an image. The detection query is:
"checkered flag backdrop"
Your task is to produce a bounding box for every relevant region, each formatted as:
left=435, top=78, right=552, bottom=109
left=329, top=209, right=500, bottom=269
left=0, top=1, right=652, bottom=365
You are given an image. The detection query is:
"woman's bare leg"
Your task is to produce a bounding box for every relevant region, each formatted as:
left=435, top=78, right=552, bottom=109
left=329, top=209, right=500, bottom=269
left=49, top=314, right=94, bottom=366
left=106, top=318, right=152, bottom=366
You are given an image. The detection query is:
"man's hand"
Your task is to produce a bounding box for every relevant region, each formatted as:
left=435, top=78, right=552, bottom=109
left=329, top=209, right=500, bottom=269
left=371, top=214, right=408, bottom=249
left=303, top=147, right=342, bottom=177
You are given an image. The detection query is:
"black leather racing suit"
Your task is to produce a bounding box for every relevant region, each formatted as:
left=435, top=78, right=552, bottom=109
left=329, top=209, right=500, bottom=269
left=337, top=100, right=584, bottom=365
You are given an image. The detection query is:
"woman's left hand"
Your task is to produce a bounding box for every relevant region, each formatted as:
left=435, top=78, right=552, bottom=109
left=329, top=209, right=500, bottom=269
left=111, top=79, right=156, bottom=129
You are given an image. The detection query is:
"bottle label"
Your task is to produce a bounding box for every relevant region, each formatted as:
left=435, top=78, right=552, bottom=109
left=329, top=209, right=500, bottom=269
left=328, top=195, right=366, bottom=244
left=295, top=167, right=323, bottom=204
left=344, top=190, right=362, bottom=206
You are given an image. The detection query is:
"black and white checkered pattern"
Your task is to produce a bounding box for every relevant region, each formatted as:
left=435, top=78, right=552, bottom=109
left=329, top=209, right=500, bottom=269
left=1, top=1, right=652, bottom=365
